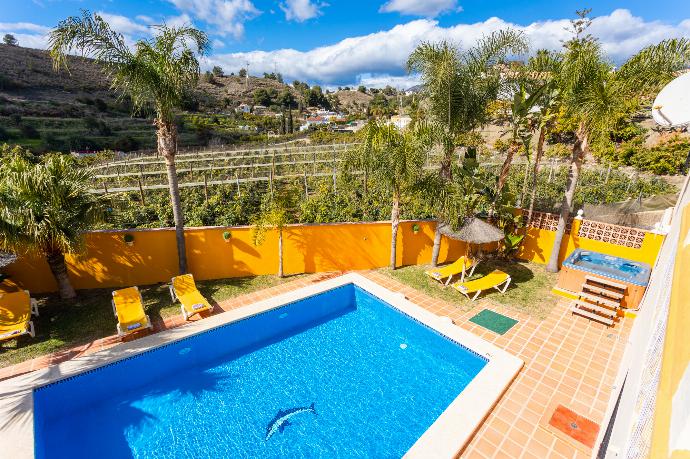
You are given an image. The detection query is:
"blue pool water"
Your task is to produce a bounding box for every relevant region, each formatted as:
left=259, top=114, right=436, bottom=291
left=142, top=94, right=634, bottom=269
left=563, top=249, right=651, bottom=286
left=34, top=284, right=487, bottom=458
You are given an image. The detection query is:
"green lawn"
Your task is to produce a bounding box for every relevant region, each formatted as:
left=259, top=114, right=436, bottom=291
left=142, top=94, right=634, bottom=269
left=379, top=258, right=559, bottom=319
left=0, top=275, right=303, bottom=368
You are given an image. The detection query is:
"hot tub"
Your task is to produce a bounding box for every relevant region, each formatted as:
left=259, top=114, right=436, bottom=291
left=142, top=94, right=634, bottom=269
left=557, top=249, right=651, bottom=309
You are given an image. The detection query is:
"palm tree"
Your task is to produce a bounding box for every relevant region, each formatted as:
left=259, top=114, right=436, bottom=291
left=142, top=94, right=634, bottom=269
left=0, top=153, right=104, bottom=299
left=407, top=30, right=527, bottom=265
left=49, top=11, right=209, bottom=274
left=350, top=121, right=427, bottom=269
left=545, top=11, right=690, bottom=273
left=252, top=189, right=296, bottom=278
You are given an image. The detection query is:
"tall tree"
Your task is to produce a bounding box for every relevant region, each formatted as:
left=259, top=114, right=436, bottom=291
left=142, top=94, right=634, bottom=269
left=545, top=11, right=690, bottom=272
left=407, top=30, right=528, bottom=265
left=49, top=11, right=209, bottom=274
left=494, top=81, right=545, bottom=210
left=349, top=121, right=427, bottom=269
left=0, top=153, right=104, bottom=299
left=3, top=34, right=18, bottom=46
left=524, top=50, right=562, bottom=226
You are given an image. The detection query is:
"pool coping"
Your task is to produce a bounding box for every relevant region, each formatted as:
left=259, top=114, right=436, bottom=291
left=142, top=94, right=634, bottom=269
left=0, top=273, right=523, bottom=458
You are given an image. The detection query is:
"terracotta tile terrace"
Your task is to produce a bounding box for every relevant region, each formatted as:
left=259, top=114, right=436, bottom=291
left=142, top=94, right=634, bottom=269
left=0, top=270, right=631, bottom=458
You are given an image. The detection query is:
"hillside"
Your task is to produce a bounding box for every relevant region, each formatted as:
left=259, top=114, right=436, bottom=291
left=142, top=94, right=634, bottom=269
left=0, top=45, right=309, bottom=152
left=332, top=89, right=373, bottom=113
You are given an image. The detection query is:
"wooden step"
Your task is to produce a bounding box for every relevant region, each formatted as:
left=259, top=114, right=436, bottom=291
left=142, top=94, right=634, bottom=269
left=582, top=284, right=624, bottom=300
left=573, top=300, right=618, bottom=318
left=578, top=292, right=621, bottom=309
left=585, top=275, right=626, bottom=291
left=571, top=305, right=614, bottom=325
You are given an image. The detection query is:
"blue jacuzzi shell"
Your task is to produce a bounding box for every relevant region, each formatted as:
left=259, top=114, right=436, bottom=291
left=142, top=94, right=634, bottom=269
left=562, top=248, right=651, bottom=287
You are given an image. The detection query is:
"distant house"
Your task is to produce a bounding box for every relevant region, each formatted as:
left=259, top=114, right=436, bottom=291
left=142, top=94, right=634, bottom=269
left=388, top=115, right=412, bottom=130
left=335, top=120, right=366, bottom=133
left=253, top=105, right=268, bottom=115
left=299, top=116, right=331, bottom=132
left=236, top=103, right=251, bottom=114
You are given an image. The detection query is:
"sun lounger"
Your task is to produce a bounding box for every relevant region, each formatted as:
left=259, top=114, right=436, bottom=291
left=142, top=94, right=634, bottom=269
left=112, top=286, right=152, bottom=336
left=170, top=274, right=213, bottom=321
left=424, top=256, right=478, bottom=286
left=0, top=290, right=38, bottom=342
left=452, top=269, right=511, bottom=301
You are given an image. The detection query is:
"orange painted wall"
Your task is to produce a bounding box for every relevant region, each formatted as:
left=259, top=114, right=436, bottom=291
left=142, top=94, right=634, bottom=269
left=2, top=219, right=661, bottom=294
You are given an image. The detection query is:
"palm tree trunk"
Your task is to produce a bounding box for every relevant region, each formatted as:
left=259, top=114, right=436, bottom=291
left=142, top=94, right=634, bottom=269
left=527, top=127, right=546, bottom=226
left=390, top=190, right=401, bottom=269
left=278, top=228, right=284, bottom=278
left=546, top=127, right=588, bottom=273
left=431, top=221, right=442, bottom=267
left=440, top=144, right=453, bottom=180
left=158, top=119, right=188, bottom=274
left=519, top=158, right=531, bottom=208
left=46, top=250, right=76, bottom=299
left=496, top=142, right=518, bottom=198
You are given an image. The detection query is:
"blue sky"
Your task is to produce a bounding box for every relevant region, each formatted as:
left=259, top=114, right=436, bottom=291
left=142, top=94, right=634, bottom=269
left=1, top=0, right=690, bottom=87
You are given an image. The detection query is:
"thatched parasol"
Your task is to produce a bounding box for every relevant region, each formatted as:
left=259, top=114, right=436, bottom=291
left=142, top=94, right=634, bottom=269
left=0, top=251, right=18, bottom=269
left=438, top=217, right=504, bottom=244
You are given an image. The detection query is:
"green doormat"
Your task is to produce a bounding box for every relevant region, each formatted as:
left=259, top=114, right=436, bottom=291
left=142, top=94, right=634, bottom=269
left=469, top=309, right=518, bottom=335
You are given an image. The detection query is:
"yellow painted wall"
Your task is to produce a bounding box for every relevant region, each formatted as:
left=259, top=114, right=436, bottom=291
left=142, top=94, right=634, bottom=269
left=518, top=219, right=664, bottom=267
left=2, top=219, right=661, bottom=294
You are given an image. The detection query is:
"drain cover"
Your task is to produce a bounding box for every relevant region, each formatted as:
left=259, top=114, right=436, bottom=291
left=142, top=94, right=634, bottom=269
left=570, top=422, right=579, bottom=430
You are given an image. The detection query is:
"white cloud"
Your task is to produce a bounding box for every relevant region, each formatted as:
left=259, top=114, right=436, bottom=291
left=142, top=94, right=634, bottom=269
left=280, top=0, right=326, bottom=22
left=168, top=0, right=261, bottom=38
left=357, top=73, right=422, bottom=89
left=96, top=12, right=150, bottom=35
left=212, top=39, right=226, bottom=49
left=0, top=22, right=51, bottom=49
left=206, top=9, right=690, bottom=88
left=379, top=0, right=461, bottom=18
left=136, top=15, right=155, bottom=24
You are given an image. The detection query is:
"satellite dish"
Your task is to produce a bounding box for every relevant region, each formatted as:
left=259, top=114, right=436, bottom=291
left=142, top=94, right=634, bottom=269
left=652, top=72, right=690, bottom=127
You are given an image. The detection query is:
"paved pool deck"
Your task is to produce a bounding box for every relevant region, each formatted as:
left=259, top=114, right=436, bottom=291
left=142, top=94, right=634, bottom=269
left=0, top=270, right=630, bottom=458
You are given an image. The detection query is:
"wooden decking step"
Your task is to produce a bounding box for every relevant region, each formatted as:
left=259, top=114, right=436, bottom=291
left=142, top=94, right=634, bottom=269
left=582, top=284, right=624, bottom=300
left=571, top=305, right=614, bottom=325
left=573, top=300, right=618, bottom=318
left=578, top=292, right=621, bottom=309
left=585, top=275, right=626, bottom=291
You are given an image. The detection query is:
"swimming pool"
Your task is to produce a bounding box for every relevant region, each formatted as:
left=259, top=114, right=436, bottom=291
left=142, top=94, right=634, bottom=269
left=0, top=274, right=523, bottom=458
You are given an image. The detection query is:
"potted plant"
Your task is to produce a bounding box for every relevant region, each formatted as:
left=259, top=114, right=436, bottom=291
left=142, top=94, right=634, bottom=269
left=222, top=231, right=232, bottom=243
left=412, top=223, right=421, bottom=234
left=123, top=233, right=135, bottom=246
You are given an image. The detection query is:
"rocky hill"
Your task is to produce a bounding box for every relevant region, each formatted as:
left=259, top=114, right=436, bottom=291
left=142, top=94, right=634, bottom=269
left=0, top=44, right=304, bottom=115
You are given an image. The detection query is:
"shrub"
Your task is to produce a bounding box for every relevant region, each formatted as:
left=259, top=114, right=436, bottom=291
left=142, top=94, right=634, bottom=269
left=113, top=136, right=140, bottom=152
left=18, top=124, right=39, bottom=139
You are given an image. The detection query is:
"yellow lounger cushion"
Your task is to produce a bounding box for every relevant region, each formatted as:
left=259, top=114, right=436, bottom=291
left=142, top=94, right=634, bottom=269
left=424, top=256, right=476, bottom=281
left=451, top=270, right=511, bottom=301
left=179, top=290, right=212, bottom=314
left=172, top=274, right=213, bottom=318
left=0, top=291, right=35, bottom=341
left=112, top=287, right=149, bottom=333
